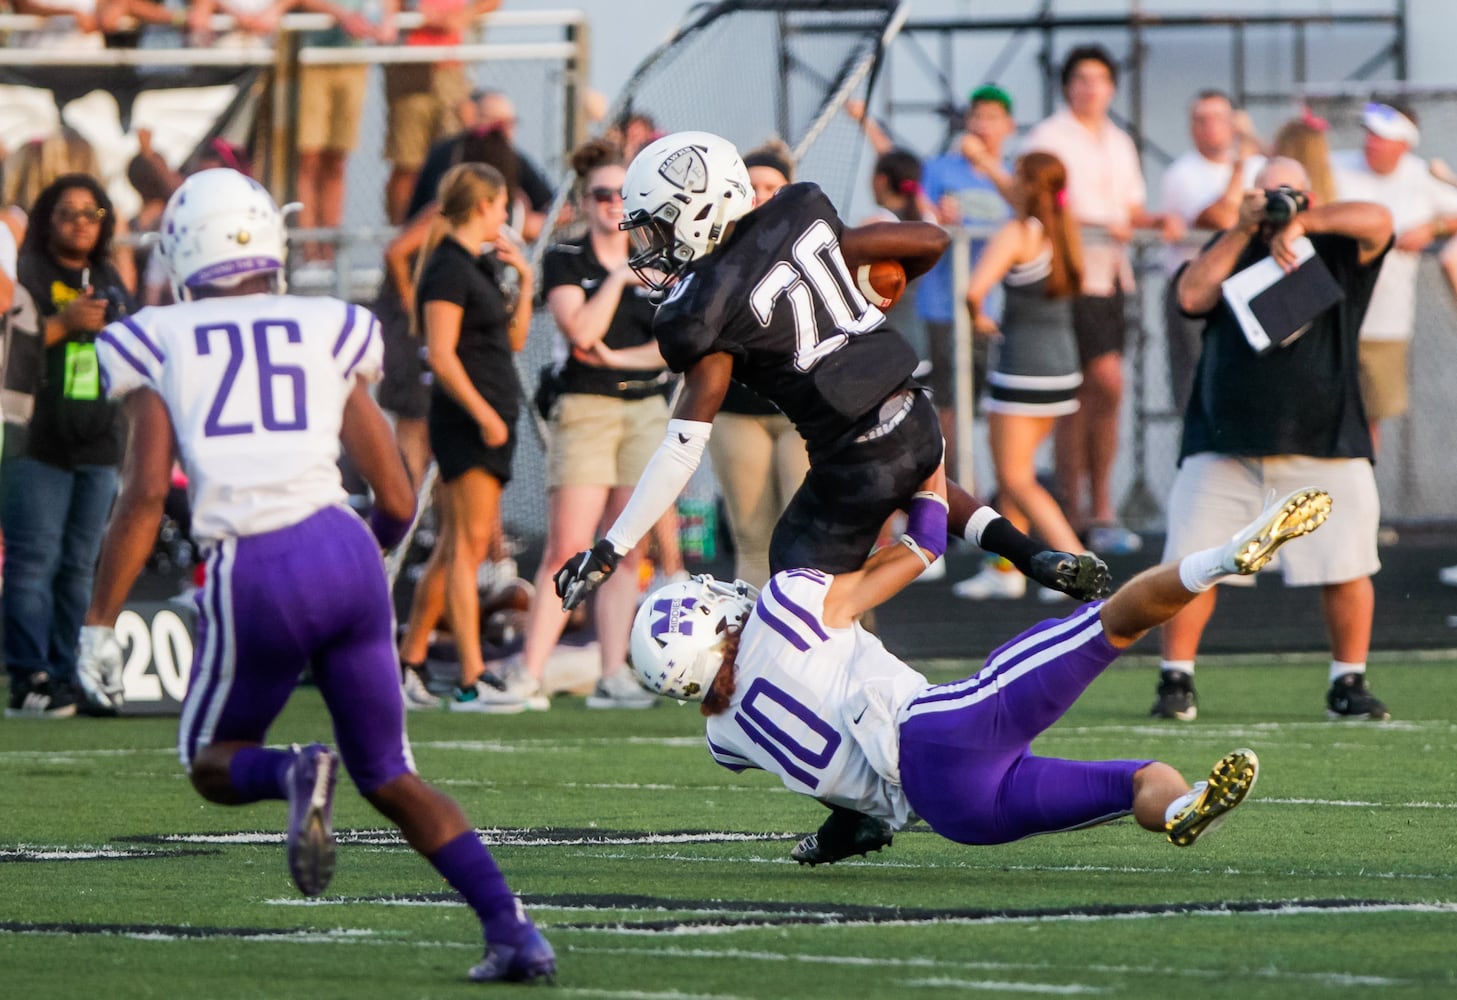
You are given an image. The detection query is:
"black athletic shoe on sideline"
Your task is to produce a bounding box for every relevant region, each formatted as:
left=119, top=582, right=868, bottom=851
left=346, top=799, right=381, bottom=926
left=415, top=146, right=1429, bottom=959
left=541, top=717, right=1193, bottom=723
left=791, top=805, right=893, bottom=866
left=5, top=671, right=78, bottom=719
left=1326, top=672, right=1391, bottom=721
left=1150, top=670, right=1197, bottom=721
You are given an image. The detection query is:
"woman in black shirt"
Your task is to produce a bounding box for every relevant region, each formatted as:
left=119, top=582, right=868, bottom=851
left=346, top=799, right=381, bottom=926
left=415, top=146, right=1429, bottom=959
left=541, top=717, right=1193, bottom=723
left=396, top=163, right=534, bottom=710
left=3, top=174, right=133, bottom=717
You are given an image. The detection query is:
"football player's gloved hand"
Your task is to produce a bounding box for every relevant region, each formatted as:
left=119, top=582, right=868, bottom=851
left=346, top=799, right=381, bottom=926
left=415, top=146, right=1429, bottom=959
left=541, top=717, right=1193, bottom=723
left=76, top=625, right=125, bottom=712
left=555, top=539, right=621, bottom=611
left=1029, top=550, right=1112, bottom=602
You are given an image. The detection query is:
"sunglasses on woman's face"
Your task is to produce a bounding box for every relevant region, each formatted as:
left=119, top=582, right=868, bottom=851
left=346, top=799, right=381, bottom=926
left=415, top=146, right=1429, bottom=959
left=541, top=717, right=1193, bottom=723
left=54, top=206, right=106, bottom=225
left=588, top=187, right=623, bottom=205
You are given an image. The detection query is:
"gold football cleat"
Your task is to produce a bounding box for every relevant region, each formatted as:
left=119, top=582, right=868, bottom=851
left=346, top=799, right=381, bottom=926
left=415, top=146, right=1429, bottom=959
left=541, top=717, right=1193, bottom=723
left=1228, top=487, right=1332, bottom=575
left=1167, top=748, right=1260, bottom=847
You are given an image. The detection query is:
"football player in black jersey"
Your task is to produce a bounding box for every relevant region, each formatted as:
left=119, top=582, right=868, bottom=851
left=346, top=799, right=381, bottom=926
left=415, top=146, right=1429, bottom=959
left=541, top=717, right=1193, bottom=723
left=555, top=129, right=1108, bottom=607
left=553, top=130, right=1110, bottom=865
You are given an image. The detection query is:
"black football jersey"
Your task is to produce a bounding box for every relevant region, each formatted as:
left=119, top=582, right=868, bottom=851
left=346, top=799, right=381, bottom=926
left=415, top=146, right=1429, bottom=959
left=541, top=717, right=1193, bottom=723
left=652, top=182, right=919, bottom=455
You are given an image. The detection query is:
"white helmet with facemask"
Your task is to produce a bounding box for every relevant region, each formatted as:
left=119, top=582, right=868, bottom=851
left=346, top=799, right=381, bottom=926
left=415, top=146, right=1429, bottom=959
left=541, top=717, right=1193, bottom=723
left=629, top=575, right=759, bottom=702
left=618, top=131, right=754, bottom=291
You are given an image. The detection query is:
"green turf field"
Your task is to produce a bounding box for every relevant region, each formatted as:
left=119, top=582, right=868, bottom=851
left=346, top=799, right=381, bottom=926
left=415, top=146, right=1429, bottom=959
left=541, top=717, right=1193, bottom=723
left=5, top=658, right=1456, bottom=998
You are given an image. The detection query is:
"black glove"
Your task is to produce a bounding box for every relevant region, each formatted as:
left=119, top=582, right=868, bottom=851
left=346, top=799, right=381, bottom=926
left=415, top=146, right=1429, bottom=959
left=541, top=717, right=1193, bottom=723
left=1029, top=550, right=1112, bottom=602
left=554, top=539, right=622, bottom=611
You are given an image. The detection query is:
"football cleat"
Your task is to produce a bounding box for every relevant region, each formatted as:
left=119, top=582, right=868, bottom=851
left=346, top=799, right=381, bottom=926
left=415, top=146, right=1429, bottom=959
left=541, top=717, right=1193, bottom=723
left=285, top=743, right=339, bottom=896
left=1224, top=487, right=1332, bottom=575
left=1166, top=748, right=1259, bottom=847
left=468, top=925, right=557, bottom=984
left=791, top=806, right=893, bottom=866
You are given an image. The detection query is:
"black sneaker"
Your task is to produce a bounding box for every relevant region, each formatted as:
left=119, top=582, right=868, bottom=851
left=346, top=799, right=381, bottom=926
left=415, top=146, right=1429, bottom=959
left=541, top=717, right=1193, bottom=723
left=1150, top=670, right=1197, bottom=721
left=5, top=671, right=78, bottom=719
left=1326, top=672, right=1391, bottom=721
left=790, top=805, right=893, bottom=866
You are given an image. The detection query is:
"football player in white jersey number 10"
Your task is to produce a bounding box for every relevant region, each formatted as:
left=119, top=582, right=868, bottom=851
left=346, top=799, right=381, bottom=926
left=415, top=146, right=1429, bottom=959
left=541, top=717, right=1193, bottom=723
left=632, top=462, right=1336, bottom=859
left=76, top=169, right=555, bottom=984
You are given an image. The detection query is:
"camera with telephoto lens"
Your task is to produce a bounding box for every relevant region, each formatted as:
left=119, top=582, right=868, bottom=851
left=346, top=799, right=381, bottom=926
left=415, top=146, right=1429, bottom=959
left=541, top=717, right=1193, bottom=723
left=1263, top=186, right=1310, bottom=225
left=99, top=286, right=129, bottom=323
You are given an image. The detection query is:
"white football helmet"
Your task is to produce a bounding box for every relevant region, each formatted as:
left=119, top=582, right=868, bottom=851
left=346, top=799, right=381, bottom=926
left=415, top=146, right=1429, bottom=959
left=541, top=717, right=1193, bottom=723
left=629, top=574, right=759, bottom=702
left=619, top=130, right=754, bottom=291
left=159, top=168, right=287, bottom=301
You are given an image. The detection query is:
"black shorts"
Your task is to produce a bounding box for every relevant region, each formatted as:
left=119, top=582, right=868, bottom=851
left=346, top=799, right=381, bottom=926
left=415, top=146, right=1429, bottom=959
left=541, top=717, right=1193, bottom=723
left=1071, top=289, right=1127, bottom=366
left=769, top=390, right=944, bottom=575
left=376, top=289, right=431, bottom=420
left=428, top=395, right=517, bottom=485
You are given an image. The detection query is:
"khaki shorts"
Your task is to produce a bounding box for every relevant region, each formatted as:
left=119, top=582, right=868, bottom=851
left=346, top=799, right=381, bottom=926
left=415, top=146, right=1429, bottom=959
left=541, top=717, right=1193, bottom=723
left=547, top=393, right=668, bottom=489
left=297, top=64, right=370, bottom=153
left=384, top=63, right=469, bottom=170
left=1162, top=452, right=1380, bottom=587
left=1358, top=339, right=1409, bottom=421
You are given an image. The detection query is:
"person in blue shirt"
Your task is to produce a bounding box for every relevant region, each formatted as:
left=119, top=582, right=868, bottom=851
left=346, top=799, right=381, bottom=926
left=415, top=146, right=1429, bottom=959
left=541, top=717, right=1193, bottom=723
left=918, top=84, right=1017, bottom=471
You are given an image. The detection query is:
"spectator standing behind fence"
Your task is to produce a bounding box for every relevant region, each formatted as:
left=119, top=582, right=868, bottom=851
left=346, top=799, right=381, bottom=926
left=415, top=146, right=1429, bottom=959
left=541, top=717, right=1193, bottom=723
left=907, top=86, right=1016, bottom=471
left=408, top=90, right=554, bottom=241
left=1330, top=100, right=1457, bottom=457
left=293, top=0, right=398, bottom=264
left=1023, top=46, right=1183, bottom=556
left=1158, top=90, right=1263, bottom=416
left=476, top=139, right=671, bottom=713
left=705, top=142, right=810, bottom=589
left=1150, top=157, right=1394, bottom=724
left=383, top=0, right=501, bottom=224
left=954, top=152, right=1088, bottom=603
left=395, top=164, right=532, bottom=711
left=3, top=174, right=133, bottom=718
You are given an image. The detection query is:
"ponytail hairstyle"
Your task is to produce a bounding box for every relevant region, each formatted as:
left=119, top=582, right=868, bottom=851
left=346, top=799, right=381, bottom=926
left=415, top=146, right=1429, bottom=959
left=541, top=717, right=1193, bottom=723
left=1016, top=151, right=1082, bottom=299
left=873, top=148, right=924, bottom=221
left=409, top=162, right=508, bottom=334
left=568, top=135, right=625, bottom=205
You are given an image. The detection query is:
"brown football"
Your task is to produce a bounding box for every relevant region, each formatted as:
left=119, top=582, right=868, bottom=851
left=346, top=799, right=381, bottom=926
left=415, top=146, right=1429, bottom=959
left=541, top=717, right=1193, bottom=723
left=855, top=259, right=906, bottom=310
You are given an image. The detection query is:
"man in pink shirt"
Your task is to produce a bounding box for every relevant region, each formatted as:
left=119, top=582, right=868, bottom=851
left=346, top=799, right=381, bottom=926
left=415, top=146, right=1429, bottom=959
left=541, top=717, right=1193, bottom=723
left=1024, top=45, right=1182, bottom=555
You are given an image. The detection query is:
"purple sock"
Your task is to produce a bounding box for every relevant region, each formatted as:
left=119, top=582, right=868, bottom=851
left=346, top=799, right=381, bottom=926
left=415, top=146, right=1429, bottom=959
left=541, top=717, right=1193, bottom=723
left=428, top=830, right=530, bottom=945
left=227, top=746, right=293, bottom=803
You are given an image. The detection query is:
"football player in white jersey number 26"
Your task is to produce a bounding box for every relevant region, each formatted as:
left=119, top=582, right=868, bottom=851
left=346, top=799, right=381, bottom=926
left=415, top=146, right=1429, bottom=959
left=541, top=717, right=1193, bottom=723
left=76, top=169, right=554, bottom=984
left=632, top=461, right=1336, bottom=858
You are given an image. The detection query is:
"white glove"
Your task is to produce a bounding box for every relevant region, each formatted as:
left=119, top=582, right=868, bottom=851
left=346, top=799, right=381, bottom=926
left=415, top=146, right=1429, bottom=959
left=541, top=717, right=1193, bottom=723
left=76, top=625, right=125, bottom=712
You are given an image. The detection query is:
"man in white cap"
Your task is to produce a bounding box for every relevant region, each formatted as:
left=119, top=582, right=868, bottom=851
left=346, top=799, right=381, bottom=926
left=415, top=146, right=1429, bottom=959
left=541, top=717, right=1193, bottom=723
left=1332, top=99, right=1457, bottom=455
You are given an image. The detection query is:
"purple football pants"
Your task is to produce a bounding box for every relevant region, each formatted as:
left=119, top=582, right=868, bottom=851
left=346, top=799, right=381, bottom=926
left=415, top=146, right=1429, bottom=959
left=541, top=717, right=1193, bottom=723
left=178, top=505, right=414, bottom=794
left=898, top=601, right=1151, bottom=845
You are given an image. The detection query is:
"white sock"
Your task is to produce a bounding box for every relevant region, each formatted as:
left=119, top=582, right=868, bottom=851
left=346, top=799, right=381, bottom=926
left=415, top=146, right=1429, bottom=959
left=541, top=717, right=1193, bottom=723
left=1160, top=659, right=1195, bottom=678
left=1164, top=782, right=1206, bottom=825
left=1177, top=545, right=1230, bottom=593
left=1330, top=660, right=1366, bottom=683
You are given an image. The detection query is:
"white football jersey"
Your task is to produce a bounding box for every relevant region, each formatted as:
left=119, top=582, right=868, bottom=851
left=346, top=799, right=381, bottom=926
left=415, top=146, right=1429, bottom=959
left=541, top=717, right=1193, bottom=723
left=704, top=569, right=929, bottom=829
left=96, top=294, right=383, bottom=541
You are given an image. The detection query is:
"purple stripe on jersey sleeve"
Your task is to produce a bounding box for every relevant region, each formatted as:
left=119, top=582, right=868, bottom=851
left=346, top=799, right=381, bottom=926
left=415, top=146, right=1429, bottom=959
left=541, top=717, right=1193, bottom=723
left=331, top=303, right=358, bottom=358
left=783, top=568, right=827, bottom=583
left=119, top=315, right=165, bottom=363
left=706, top=736, right=754, bottom=773
left=753, top=603, right=810, bottom=652
left=97, top=330, right=153, bottom=383
left=768, top=576, right=830, bottom=641
left=343, top=315, right=379, bottom=377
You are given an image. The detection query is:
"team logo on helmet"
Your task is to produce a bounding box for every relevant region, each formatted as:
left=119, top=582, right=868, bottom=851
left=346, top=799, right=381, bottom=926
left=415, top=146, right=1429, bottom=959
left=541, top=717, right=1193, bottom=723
left=648, top=597, right=698, bottom=645
left=658, top=145, right=709, bottom=193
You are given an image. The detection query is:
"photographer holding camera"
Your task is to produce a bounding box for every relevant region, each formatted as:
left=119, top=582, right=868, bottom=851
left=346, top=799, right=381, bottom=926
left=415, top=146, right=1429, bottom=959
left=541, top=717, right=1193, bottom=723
left=3, top=174, right=133, bottom=718
left=1149, top=156, right=1396, bottom=724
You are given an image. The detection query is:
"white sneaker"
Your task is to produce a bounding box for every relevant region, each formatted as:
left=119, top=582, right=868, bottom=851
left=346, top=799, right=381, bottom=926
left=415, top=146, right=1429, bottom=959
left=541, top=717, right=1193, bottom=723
left=951, top=563, right=1026, bottom=600
left=585, top=669, right=659, bottom=709
left=1037, top=585, right=1069, bottom=603
left=401, top=663, right=441, bottom=710
left=1439, top=564, right=1457, bottom=587
left=451, top=657, right=549, bottom=713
